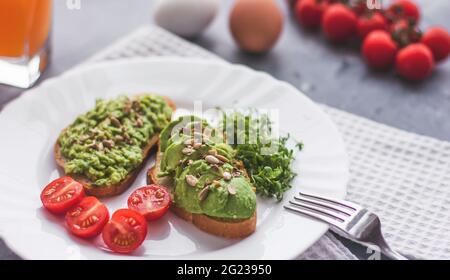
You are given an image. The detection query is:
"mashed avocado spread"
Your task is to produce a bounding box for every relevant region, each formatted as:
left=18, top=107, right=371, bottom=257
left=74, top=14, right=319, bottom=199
left=58, top=95, right=172, bottom=187
left=158, top=116, right=256, bottom=220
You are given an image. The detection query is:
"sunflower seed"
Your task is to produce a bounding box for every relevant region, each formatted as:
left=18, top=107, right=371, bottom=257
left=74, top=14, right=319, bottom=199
left=135, top=117, right=143, bottom=128
left=205, top=155, right=220, bottom=164
left=132, top=100, right=140, bottom=111
left=198, top=186, right=210, bottom=202
left=223, top=171, right=232, bottom=181
left=182, top=147, right=194, bottom=155
left=186, top=175, right=198, bottom=187
left=123, top=103, right=132, bottom=115
left=183, top=139, right=193, bottom=146
left=227, top=185, right=237, bottom=195
left=110, top=116, right=121, bottom=127
left=232, top=171, right=242, bottom=177
left=208, top=149, right=218, bottom=156
left=115, top=135, right=124, bottom=142
left=192, top=142, right=202, bottom=149
left=215, top=154, right=229, bottom=163
left=103, top=139, right=115, bottom=149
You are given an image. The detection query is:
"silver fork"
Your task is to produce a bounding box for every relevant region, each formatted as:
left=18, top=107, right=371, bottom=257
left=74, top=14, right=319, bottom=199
left=284, top=192, right=408, bottom=260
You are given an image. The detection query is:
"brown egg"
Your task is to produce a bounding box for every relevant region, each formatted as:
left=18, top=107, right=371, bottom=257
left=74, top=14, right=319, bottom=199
left=230, top=0, right=284, bottom=53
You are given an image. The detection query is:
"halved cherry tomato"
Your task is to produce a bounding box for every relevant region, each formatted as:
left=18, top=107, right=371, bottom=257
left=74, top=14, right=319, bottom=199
left=65, top=196, right=109, bottom=238
left=102, top=209, right=148, bottom=254
left=40, top=176, right=85, bottom=214
left=127, top=185, right=171, bottom=221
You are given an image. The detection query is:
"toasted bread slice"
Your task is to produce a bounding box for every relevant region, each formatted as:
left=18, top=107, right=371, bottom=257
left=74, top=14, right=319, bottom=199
left=147, top=143, right=256, bottom=239
left=55, top=96, right=176, bottom=198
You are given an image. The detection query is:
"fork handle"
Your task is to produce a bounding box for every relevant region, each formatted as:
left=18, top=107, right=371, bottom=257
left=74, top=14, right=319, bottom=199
left=379, top=245, right=408, bottom=260
left=373, top=234, right=409, bottom=260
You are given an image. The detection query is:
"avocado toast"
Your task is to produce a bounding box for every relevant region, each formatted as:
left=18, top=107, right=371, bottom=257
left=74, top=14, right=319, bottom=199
left=55, top=94, right=175, bottom=197
left=147, top=116, right=257, bottom=238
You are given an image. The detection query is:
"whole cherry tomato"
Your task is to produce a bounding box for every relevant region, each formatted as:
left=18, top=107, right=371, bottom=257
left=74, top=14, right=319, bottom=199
left=396, top=43, right=434, bottom=81
left=362, top=30, right=398, bottom=70
left=357, top=12, right=387, bottom=39
left=421, top=27, right=450, bottom=63
left=322, top=4, right=358, bottom=42
left=386, top=0, right=420, bottom=24
left=295, top=0, right=329, bottom=29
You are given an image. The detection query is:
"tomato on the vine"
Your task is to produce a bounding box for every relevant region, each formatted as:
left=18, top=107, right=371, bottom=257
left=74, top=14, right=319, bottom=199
left=396, top=43, right=434, bottom=81
left=322, top=4, right=358, bottom=42
left=295, top=0, right=329, bottom=29
left=362, top=30, right=398, bottom=70
left=421, top=27, right=450, bottom=63
left=386, top=0, right=420, bottom=24
left=390, top=19, right=422, bottom=47
left=357, top=12, right=388, bottom=39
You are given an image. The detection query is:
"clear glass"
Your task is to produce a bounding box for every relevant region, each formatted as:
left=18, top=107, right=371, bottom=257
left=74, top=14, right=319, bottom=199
left=0, top=0, right=52, bottom=89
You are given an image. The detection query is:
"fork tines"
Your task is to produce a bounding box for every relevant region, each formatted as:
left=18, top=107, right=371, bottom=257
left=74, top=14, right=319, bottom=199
left=284, top=192, right=361, bottom=227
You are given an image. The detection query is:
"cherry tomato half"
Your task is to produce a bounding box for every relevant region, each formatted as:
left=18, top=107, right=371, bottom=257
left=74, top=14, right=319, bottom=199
left=65, top=196, right=109, bottom=238
left=127, top=185, right=171, bottom=221
left=102, top=209, right=148, bottom=254
left=40, top=176, right=85, bottom=214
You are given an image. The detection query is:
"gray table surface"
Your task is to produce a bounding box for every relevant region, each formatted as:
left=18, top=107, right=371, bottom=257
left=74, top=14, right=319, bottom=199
left=0, top=0, right=449, bottom=260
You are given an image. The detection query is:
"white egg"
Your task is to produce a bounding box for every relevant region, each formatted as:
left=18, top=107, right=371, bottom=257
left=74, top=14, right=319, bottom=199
left=153, top=0, right=219, bottom=38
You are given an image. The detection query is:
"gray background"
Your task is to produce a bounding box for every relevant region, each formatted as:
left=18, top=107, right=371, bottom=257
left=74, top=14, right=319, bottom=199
left=0, top=0, right=449, bottom=260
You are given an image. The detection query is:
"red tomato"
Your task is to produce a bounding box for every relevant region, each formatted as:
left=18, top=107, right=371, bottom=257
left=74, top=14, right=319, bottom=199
left=321, top=4, right=358, bottom=42
left=102, top=209, right=148, bottom=254
left=295, top=0, right=328, bottom=29
left=40, top=176, right=85, bottom=214
left=357, top=12, right=387, bottom=39
left=362, top=30, right=398, bottom=70
left=386, top=0, right=420, bottom=23
left=65, top=196, right=109, bottom=238
left=396, top=43, right=434, bottom=81
left=421, top=27, right=450, bottom=63
left=127, top=185, right=171, bottom=221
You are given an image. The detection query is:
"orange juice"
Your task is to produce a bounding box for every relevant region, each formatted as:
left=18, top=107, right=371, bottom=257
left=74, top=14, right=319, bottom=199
left=0, top=0, right=52, bottom=58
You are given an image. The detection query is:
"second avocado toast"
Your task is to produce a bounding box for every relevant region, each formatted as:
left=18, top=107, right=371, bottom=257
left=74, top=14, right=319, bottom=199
left=148, top=116, right=257, bottom=238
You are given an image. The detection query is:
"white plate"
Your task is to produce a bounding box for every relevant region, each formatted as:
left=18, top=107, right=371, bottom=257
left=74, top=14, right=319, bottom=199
left=0, top=58, right=348, bottom=259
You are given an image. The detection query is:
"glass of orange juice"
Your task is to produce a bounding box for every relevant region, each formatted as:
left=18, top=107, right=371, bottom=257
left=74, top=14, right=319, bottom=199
left=0, top=0, right=52, bottom=88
